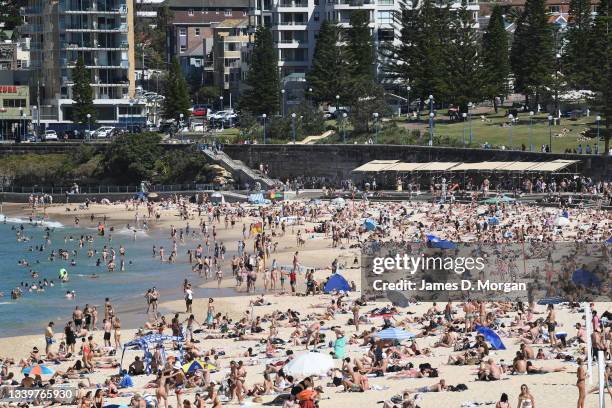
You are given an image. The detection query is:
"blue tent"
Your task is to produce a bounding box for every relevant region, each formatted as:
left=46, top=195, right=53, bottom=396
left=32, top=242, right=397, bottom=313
left=488, top=217, right=499, bottom=225
left=476, top=325, right=506, bottom=350
left=364, top=219, right=379, bottom=231
left=572, top=269, right=601, bottom=288
left=323, top=273, right=351, bottom=293
left=426, top=234, right=457, bottom=250
left=606, top=238, right=612, bottom=244
left=120, top=334, right=184, bottom=374
left=376, top=327, right=415, bottom=341
left=537, top=296, right=566, bottom=305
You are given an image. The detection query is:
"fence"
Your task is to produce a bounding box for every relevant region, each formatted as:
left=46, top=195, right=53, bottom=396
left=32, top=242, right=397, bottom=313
left=0, top=183, right=218, bottom=195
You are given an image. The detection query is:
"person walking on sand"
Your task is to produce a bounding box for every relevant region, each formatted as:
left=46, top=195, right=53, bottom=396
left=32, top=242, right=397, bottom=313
left=45, top=321, right=54, bottom=355
left=576, top=358, right=586, bottom=408
left=517, top=384, right=535, bottom=408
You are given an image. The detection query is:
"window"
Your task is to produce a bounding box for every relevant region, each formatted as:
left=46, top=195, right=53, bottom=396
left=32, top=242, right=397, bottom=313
left=188, top=9, right=194, bottom=16
left=195, top=28, right=201, bottom=36
left=179, top=27, right=187, bottom=36
left=180, top=45, right=187, bottom=52
left=3, top=98, right=26, bottom=108
left=378, top=28, right=394, bottom=42
left=549, top=5, right=560, bottom=13
left=378, top=0, right=393, bottom=5
left=314, top=11, right=319, bottom=21
left=225, top=9, right=232, bottom=16
left=377, top=10, right=393, bottom=24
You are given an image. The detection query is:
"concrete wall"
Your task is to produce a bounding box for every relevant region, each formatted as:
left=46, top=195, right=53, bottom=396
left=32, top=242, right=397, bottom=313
left=223, top=144, right=612, bottom=181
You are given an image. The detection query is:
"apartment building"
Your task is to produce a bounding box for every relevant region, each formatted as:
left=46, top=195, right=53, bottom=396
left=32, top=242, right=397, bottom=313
left=213, top=18, right=249, bottom=104
left=167, top=0, right=250, bottom=83
left=22, top=0, right=140, bottom=126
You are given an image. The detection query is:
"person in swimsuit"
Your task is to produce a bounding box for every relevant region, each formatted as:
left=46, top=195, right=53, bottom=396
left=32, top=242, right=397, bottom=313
left=576, top=358, right=586, bottom=408
left=517, top=384, right=535, bottom=408
left=496, top=393, right=510, bottom=408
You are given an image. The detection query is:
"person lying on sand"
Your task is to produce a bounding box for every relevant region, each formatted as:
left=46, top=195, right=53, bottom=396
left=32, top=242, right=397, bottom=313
left=405, top=379, right=448, bottom=393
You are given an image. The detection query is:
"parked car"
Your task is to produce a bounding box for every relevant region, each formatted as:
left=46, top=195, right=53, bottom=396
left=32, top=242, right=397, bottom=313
left=209, top=110, right=235, bottom=121
left=92, top=126, right=115, bottom=139
left=43, top=130, right=58, bottom=141
left=192, top=105, right=211, bottom=117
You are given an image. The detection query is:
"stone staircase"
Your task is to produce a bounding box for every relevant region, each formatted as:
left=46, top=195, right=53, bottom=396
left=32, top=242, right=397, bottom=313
left=199, top=146, right=278, bottom=189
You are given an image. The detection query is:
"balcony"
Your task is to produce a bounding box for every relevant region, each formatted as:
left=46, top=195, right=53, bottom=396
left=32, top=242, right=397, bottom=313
left=275, top=20, right=308, bottom=27
left=278, top=1, right=309, bottom=7
left=275, top=39, right=308, bottom=47
left=61, top=42, right=129, bottom=51
left=59, top=4, right=128, bottom=14
left=334, top=0, right=376, bottom=7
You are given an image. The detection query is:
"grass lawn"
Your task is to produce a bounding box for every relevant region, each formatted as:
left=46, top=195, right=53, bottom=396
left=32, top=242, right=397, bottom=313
left=398, top=112, right=602, bottom=153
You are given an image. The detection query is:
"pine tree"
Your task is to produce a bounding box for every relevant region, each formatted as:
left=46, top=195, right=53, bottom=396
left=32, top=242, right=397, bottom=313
left=482, top=5, right=509, bottom=112
left=564, top=0, right=595, bottom=89
left=347, top=10, right=375, bottom=82
left=240, top=25, right=279, bottom=115
left=306, top=21, right=349, bottom=105
left=587, top=0, right=611, bottom=153
left=71, top=57, right=96, bottom=124
left=445, top=1, right=484, bottom=112
left=382, top=0, right=449, bottom=110
left=162, top=57, right=191, bottom=120
left=510, top=0, right=554, bottom=106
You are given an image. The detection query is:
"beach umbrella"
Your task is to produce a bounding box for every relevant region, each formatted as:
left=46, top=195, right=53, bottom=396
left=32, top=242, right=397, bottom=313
left=331, top=197, right=346, bottom=208
left=426, top=234, right=441, bottom=242
left=572, top=269, right=601, bottom=288
left=475, top=326, right=506, bottom=350
left=375, top=327, right=415, bottom=341
left=182, top=360, right=215, bottom=373
left=554, top=217, right=570, bottom=227
left=22, top=364, right=55, bottom=376
left=537, top=296, right=566, bottom=305
left=364, top=218, right=379, bottom=231
left=148, top=192, right=158, bottom=199
left=432, top=239, right=457, bottom=250
left=606, top=238, right=612, bottom=244
left=283, top=352, right=335, bottom=377
left=488, top=217, right=499, bottom=225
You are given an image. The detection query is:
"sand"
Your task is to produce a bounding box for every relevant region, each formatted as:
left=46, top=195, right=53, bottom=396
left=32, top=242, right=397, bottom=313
left=0, top=199, right=609, bottom=408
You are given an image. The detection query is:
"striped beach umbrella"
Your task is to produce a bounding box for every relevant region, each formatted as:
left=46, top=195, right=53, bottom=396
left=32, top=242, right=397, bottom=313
left=375, top=327, right=415, bottom=341
left=22, top=364, right=55, bottom=376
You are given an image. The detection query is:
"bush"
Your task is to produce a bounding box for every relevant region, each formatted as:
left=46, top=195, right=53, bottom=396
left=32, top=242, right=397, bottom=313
left=102, top=132, right=162, bottom=183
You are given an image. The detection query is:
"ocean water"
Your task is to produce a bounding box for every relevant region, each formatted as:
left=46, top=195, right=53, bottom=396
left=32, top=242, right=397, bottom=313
left=0, top=215, right=216, bottom=337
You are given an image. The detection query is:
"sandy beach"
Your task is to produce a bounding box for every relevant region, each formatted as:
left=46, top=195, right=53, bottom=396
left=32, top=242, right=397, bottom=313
left=0, top=196, right=609, bottom=408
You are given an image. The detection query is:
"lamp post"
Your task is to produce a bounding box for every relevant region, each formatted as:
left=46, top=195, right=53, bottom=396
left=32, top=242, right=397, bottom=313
left=342, top=112, right=347, bottom=144
left=427, top=94, right=434, bottom=114
left=555, top=53, right=561, bottom=125
left=129, top=101, right=133, bottom=130
left=179, top=113, right=184, bottom=140
left=308, top=87, right=312, bottom=106
left=528, top=111, right=534, bottom=151
left=335, top=94, right=340, bottom=113
left=20, top=109, right=25, bottom=142
left=596, top=115, right=601, bottom=155
left=462, top=112, right=467, bottom=145
left=467, top=102, right=473, bottom=143
left=291, top=112, right=296, bottom=144
left=32, top=105, right=38, bottom=141
left=428, top=112, right=434, bottom=146
left=547, top=114, right=553, bottom=152
left=281, top=89, right=285, bottom=117
left=406, top=85, right=411, bottom=119
left=19, top=107, right=23, bottom=142
left=372, top=112, right=379, bottom=144
left=219, top=95, right=224, bottom=111
left=86, top=113, right=91, bottom=142
left=262, top=113, right=267, bottom=144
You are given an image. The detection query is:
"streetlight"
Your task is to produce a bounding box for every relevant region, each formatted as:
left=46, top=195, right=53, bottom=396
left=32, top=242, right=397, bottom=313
left=86, top=113, right=91, bottom=142
left=428, top=112, right=434, bottom=146
left=129, top=101, right=133, bottom=130
left=342, top=112, right=347, bottom=144
left=547, top=114, right=553, bottom=152
left=372, top=112, right=379, bottom=143
left=262, top=113, right=267, bottom=144
left=507, top=114, right=514, bottom=148
left=219, top=95, right=224, bottom=111
left=179, top=113, right=184, bottom=139
left=555, top=53, right=561, bottom=125
left=528, top=111, right=534, bottom=151
left=281, top=89, right=285, bottom=117
left=19, top=107, right=23, bottom=142
left=461, top=112, right=467, bottom=145
left=335, top=94, right=340, bottom=113
left=291, top=112, right=296, bottom=144
left=427, top=94, right=434, bottom=114
left=467, top=102, right=473, bottom=143
left=32, top=105, right=38, bottom=141
left=406, top=85, right=411, bottom=119
left=308, top=87, right=313, bottom=106
left=20, top=108, right=25, bottom=142
left=596, top=115, right=601, bottom=154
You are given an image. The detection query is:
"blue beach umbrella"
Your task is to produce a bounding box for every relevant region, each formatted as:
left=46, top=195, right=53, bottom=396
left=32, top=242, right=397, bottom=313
left=22, top=364, right=55, bottom=375
left=364, top=219, right=379, bottom=231
left=375, top=327, right=415, bottom=341
left=572, top=269, right=601, bottom=288
left=475, top=325, right=506, bottom=350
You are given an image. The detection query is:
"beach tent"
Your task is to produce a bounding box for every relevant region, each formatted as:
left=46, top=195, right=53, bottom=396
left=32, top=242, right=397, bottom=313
left=488, top=217, right=499, bottom=225
left=364, top=218, right=379, bottom=231
left=481, top=196, right=515, bottom=204
left=284, top=352, right=334, bottom=377
left=572, top=269, right=601, bottom=288
left=554, top=217, right=570, bottom=227
left=22, top=364, right=55, bottom=376
left=375, top=327, right=415, bottom=341
left=475, top=326, right=506, bottom=350
left=248, top=193, right=270, bottom=205
left=182, top=359, right=216, bottom=373
left=537, top=296, right=567, bottom=305
left=120, top=334, right=184, bottom=375
left=426, top=234, right=457, bottom=250
left=606, top=238, right=612, bottom=244
left=324, top=273, right=351, bottom=293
